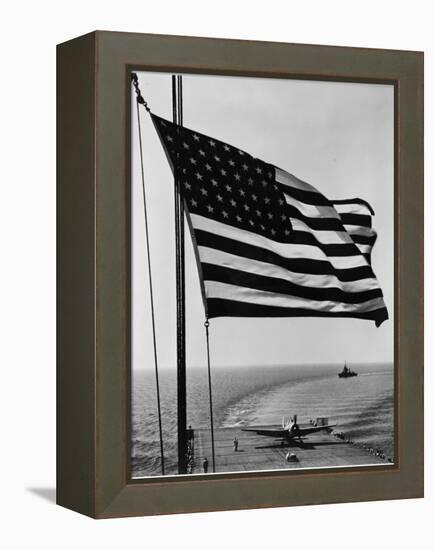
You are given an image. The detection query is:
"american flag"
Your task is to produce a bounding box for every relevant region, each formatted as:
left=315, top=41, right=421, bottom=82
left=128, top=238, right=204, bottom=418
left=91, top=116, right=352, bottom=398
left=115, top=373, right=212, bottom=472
left=152, top=114, right=388, bottom=327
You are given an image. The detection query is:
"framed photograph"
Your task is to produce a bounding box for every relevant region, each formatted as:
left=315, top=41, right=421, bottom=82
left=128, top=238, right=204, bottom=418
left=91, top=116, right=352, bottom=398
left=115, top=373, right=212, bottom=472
left=57, top=31, right=423, bottom=518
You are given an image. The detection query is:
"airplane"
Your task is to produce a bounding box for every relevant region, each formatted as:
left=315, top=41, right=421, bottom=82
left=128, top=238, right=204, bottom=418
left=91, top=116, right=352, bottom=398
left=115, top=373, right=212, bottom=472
left=242, top=415, right=336, bottom=443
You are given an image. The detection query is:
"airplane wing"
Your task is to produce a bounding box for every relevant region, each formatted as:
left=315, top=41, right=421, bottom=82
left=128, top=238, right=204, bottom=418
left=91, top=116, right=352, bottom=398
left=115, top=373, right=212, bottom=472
left=241, top=428, right=289, bottom=438
left=295, top=425, right=336, bottom=436
left=242, top=424, right=336, bottom=438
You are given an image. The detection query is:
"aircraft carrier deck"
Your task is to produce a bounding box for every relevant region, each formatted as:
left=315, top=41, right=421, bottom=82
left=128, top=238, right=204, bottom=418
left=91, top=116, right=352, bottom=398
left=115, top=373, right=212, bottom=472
left=190, top=425, right=391, bottom=474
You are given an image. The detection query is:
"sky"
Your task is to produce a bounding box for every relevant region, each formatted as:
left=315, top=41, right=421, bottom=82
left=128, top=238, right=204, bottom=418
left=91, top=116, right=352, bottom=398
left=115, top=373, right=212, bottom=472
left=131, top=71, right=394, bottom=371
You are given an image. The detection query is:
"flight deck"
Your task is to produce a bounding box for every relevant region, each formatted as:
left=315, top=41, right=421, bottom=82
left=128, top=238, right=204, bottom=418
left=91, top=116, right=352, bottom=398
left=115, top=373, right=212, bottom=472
left=190, top=425, right=391, bottom=474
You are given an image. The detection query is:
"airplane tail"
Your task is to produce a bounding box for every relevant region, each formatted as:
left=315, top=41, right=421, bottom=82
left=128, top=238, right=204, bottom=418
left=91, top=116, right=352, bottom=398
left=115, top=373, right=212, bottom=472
left=283, top=416, right=293, bottom=430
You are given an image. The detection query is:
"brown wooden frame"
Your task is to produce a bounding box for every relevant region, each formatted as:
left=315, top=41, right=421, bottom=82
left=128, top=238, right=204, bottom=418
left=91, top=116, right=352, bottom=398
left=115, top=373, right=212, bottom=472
left=57, top=31, right=423, bottom=518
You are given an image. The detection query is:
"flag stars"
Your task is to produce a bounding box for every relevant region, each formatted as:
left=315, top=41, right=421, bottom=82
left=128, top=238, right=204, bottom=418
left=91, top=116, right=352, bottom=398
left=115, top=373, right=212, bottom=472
left=157, top=122, right=296, bottom=246
left=159, top=124, right=293, bottom=239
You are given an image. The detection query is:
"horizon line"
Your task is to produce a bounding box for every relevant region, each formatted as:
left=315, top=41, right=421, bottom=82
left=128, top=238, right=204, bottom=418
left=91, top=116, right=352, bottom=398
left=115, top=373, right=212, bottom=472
left=133, top=360, right=394, bottom=372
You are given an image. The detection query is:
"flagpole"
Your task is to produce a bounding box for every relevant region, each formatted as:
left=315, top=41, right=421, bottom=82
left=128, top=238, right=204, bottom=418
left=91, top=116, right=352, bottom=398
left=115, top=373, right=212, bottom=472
left=172, top=75, right=188, bottom=475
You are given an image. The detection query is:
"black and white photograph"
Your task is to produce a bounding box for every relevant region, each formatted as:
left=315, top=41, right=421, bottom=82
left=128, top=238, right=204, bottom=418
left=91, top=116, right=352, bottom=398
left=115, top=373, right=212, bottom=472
left=2, top=0, right=430, bottom=538
left=130, top=70, right=394, bottom=479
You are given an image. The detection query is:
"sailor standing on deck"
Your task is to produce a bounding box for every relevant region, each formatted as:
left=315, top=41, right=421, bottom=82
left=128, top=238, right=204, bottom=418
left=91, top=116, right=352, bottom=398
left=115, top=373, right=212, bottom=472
left=233, top=437, right=239, bottom=452
left=202, top=457, right=209, bottom=473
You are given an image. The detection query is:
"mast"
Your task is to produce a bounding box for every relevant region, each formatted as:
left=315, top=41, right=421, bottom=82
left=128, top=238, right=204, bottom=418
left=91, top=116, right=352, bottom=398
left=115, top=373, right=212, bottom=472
left=172, top=75, right=188, bottom=474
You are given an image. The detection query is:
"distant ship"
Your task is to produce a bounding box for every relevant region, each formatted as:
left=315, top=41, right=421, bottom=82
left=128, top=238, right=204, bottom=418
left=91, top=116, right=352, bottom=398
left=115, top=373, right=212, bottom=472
left=338, top=362, right=358, bottom=378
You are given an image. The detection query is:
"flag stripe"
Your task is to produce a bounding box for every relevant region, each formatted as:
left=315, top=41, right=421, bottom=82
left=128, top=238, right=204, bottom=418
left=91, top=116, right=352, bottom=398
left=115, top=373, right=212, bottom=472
left=290, top=231, right=362, bottom=257
left=357, top=244, right=374, bottom=255
left=191, top=213, right=369, bottom=269
left=205, top=281, right=385, bottom=313
left=284, top=194, right=342, bottom=220
left=333, top=201, right=375, bottom=216
left=339, top=213, right=372, bottom=228
left=290, top=218, right=354, bottom=244
left=198, top=246, right=381, bottom=293
left=195, top=230, right=374, bottom=281
left=275, top=167, right=319, bottom=193
left=275, top=168, right=375, bottom=221
left=350, top=234, right=377, bottom=246
left=281, top=178, right=378, bottom=264
left=343, top=225, right=377, bottom=238
left=285, top=204, right=345, bottom=231
left=283, top=185, right=334, bottom=207
left=206, top=298, right=388, bottom=324
left=202, top=263, right=384, bottom=304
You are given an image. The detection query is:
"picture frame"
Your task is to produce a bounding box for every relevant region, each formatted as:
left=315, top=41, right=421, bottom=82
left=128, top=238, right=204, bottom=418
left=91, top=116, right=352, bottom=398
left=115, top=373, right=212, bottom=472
left=57, top=30, right=423, bottom=518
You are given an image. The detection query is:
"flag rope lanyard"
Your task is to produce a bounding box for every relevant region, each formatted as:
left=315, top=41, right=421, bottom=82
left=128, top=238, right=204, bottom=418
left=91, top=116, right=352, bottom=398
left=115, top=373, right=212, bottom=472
left=204, top=318, right=216, bottom=472
left=132, top=74, right=165, bottom=475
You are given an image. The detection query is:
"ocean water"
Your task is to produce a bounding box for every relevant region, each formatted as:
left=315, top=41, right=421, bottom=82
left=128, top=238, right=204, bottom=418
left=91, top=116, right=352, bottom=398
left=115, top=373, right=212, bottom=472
left=131, top=362, right=394, bottom=477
